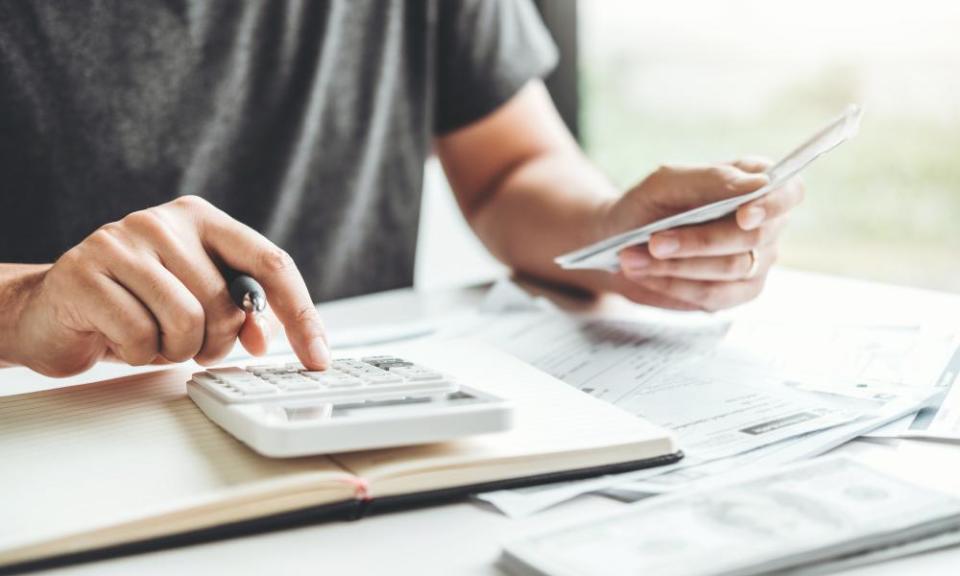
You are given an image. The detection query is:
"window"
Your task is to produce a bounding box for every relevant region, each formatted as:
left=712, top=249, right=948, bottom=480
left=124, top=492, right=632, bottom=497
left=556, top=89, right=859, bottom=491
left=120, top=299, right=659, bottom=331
left=579, top=0, right=960, bottom=291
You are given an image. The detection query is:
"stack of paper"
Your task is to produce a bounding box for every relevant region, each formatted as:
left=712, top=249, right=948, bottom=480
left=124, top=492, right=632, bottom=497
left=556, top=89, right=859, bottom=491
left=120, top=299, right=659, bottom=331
left=500, top=457, right=960, bottom=576
left=441, top=282, right=954, bottom=517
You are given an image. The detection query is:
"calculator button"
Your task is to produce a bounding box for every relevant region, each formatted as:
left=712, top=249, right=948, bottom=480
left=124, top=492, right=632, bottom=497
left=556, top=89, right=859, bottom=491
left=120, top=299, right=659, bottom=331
left=389, top=367, right=443, bottom=381
left=322, top=378, right=363, bottom=388
left=365, top=374, right=404, bottom=385
left=192, top=356, right=457, bottom=404
left=192, top=373, right=227, bottom=389
left=208, top=367, right=249, bottom=379
left=235, top=384, right=276, bottom=394
left=229, top=375, right=267, bottom=384
left=277, top=380, right=320, bottom=391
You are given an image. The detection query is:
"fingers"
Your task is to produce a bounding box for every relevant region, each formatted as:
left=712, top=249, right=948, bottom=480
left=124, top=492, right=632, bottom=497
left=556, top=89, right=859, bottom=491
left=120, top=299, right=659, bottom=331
left=736, top=177, right=805, bottom=230
left=629, top=246, right=775, bottom=311
left=728, top=157, right=804, bottom=231
left=140, top=221, right=246, bottom=365
left=647, top=215, right=787, bottom=259
left=629, top=275, right=767, bottom=312
left=605, top=157, right=799, bottom=313
left=622, top=246, right=766, bottom=282
left=181, top=196, right=330, bottom=370
left=609, top=274, right=705, bottom=311
left=84, top=220, right=209, bottom=363
left=97, top=245, right=206, bottom=363
left=619, top=241, right=779, bottom=311
left=36, top=196, right=322, bottom=375
left=117, top=208, right=247, bottom=365
left=79, top=273, right=160, bottom=366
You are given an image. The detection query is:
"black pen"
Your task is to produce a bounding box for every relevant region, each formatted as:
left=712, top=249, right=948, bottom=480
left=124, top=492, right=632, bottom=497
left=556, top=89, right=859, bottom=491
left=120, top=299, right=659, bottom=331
left=226, top=271, right=266, bottom=315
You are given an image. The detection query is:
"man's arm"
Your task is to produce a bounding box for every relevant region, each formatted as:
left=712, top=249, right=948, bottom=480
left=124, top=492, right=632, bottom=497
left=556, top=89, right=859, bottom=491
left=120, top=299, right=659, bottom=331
left=436, top=81, right=804, bottom=311
left=436, top=82, right=617, bottom=294
left=0, top=265, right=47, bottom=368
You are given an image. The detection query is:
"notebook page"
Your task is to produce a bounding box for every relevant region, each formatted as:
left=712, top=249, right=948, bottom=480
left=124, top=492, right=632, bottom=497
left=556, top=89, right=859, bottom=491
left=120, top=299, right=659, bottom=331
left=0, top=368, right=353, bottom=561
left=331, top=340, right=678, bottom=495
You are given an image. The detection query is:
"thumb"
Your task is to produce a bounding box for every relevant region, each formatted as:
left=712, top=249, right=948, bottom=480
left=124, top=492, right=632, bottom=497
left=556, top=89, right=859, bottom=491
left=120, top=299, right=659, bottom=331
left=650, top=164, right=769, bottom=211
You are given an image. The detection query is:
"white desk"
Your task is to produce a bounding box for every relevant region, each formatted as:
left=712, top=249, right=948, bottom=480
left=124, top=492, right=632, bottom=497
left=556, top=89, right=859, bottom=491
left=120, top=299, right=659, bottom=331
left=5, top=268, right=960, bottom=575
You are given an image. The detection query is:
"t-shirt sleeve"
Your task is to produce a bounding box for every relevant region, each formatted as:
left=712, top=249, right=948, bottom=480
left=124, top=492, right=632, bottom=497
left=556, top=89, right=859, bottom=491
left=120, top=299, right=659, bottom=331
left=433, top=0, right=559, bottom=135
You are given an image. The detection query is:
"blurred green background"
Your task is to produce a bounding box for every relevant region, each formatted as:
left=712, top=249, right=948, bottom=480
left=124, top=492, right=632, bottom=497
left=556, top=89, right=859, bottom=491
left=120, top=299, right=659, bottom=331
left=578, top=0, right=960, bottom=292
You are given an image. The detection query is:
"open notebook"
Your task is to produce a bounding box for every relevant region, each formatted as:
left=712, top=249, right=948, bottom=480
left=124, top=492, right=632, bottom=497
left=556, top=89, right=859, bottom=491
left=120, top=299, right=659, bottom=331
left=0, top=340, right=679, bottom=572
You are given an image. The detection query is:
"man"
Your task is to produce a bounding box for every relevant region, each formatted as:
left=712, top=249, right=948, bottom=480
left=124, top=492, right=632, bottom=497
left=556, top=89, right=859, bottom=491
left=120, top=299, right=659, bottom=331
left=0, top=0, right=802, bottom=377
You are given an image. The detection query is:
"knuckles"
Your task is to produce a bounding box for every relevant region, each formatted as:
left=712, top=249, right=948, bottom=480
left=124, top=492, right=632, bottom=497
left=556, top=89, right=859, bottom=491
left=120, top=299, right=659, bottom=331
left=121, top=208, right=176, bottom=242
left=259, top=247, right=296, bottom=274
left=85, top=223, right=127, bottom=254
left=645, top=164, right=679, bottom=190
left=167, top=300, right=206, bottom=337
left=652, top=164, right=677, bottom=178
left=170, top=194, right=211, bottom=211
left=709, top=165, right=739, bottom=182
left=79, top=208, right=177, bottom=258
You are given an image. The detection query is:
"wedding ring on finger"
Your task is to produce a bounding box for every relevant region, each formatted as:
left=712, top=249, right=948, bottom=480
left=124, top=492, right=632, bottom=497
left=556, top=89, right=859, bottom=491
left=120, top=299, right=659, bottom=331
left=745, top=248, right=760, bottom=279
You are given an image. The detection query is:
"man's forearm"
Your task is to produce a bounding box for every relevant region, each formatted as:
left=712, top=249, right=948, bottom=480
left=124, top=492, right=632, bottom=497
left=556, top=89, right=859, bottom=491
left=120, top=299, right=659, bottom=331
left=467, top=150, right=620, bottom=295
left=0, top=264, right=49, bottom=367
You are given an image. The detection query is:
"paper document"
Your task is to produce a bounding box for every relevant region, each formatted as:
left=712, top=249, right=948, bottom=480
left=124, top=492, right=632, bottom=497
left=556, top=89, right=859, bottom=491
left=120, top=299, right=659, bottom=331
left=462, top=312, right=863, bottom=461
left=722, top=320, right=959, bottom=402
left=500, top=457, right=960, bottom=576
left=477, top=390, right=929, bottom=517
left=604, top=391, right=933, bottom=498
left=457, top=304, right=947, bottom=517
left=721, top=319, right=960, bottom=440
left=869, top=345, right=960, bottom=440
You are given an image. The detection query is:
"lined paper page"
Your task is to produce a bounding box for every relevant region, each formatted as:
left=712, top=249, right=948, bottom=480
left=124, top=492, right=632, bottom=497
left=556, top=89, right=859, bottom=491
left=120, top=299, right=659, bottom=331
left=0, top=368, right=352, bottom=560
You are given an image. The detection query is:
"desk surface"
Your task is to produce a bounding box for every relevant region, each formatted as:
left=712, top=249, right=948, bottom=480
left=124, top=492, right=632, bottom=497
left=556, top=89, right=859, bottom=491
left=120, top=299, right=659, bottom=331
left=5, top=268, right=960, bottom=576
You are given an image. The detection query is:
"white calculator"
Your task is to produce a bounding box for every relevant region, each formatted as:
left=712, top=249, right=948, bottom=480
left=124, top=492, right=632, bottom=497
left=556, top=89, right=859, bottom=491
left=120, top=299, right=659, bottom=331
left=187, top=355, right=514, bottom=457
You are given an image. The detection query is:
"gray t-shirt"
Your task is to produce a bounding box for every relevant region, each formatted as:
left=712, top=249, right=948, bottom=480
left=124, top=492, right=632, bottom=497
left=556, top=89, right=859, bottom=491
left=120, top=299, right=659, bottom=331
left=0, top=0, right=557, bottom=301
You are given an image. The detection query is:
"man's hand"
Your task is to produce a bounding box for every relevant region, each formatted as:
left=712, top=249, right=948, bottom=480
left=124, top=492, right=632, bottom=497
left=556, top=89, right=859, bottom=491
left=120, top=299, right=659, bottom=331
left=604, top=159, right=804, bottom=311
left=435, top=81, right=802, bottom=311
left=2, top=195, right=329, bottom=377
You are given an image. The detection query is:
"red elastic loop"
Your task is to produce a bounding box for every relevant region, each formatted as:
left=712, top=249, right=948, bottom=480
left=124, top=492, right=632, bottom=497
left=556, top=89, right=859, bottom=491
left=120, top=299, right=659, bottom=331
left=342, top=476, right=371, bottom=501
